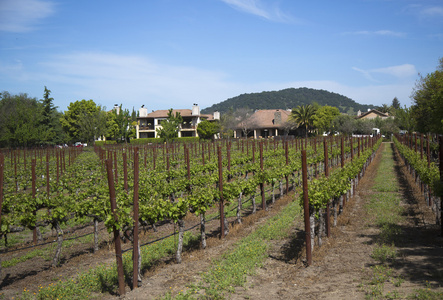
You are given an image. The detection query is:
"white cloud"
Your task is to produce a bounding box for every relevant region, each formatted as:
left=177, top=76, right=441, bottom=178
left=420, top=6, right=443, bottom=17
left=220, top=0, right=292, bottom=22
left=1, top=51, right=416, bottom=112
left=402, top=4, right=443, bottom=21
left=372, top=64, right=417, bottom=78
left=35, top=52, right=234, bottom=110
left=352, top=67, right=375, bottom=81
left=0, top=0, right=55, bottom=32
left=342, top=30, right=406, bottom=37
left=352, top=64, right=417, bottom=82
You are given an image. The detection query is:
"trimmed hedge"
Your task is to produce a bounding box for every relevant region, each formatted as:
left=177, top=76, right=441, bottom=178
left=130, top=137, right=200, bottom=145
left=94, top=140, right=117, bottom=146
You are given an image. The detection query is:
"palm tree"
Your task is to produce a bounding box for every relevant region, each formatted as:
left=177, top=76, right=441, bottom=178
left=290, top=104, right=316, bottom=138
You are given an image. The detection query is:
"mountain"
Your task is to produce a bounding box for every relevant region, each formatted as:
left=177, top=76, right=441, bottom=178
left=201, top=87, right=375, bottom=115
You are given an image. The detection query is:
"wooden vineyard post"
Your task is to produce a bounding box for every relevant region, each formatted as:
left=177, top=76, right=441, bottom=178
left=31, top=159, right=37, bottom=245
left=324, top=140, right=330, bottom=238
left=123, top=152, right=128, bottom=192
left=166, top=145, right=170, bottom=171
left=227, top=142, right=231, bottom=182
left=56, top=150, right=59, bottom=183
left=440, top=136, right=443, bottom=237
left=0, top=154, right=4, bottom=236
left=427, top=135, right=432, bottom=207
left=285, top=141, right=289, bottom=194
left=105, top=159, right=126, bottom=295
left=114, top=151, right=118, bottom=186
left=350, top=137, right=354, bottom=161
left=133, top=148, right=140, bottom=289
left=202, top=142, right=205, bottom=165
left=14, top=150, right=17, bottom=192
left=341, top=137, right=346, bottom=207
left=301, top=150, right=312, bottom=266
left=218, top=146, right=225, bottom=239
left=314, top=138, right=318, bottom=178
left=260, top=142, right=266, bottom=211
left=46, top=151, right=50, bottom=197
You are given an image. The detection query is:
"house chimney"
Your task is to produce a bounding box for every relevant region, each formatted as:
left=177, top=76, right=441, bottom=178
left=213, top=111, right=220, bottom=120
left=139, top=105, right=148, bottom=117
left=274, top=111, right=282, bottom=125
left=114, top=104, right=120, bottom=115
left=357, top=110, right=361, bottom=116
left=192, top=103, right=200, bottom=116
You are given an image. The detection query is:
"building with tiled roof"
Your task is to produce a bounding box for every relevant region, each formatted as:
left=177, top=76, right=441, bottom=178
left=233, top=109, right=294, bottom=138
left=356, top=109, right=391, bottom=120
left=136, top=104, right=219, bottom=138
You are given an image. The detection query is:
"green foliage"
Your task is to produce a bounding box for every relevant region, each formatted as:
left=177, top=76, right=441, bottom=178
left=291, top=104, right=316, bottom=138
left=201, top=87, right=375, bottom=115
left=39, top=86, right=62, bottom=145
left=332, top=114, right=356, bottom=136
left=156, top=109, right=183, bottom=142
left=0, top=91, right=44, bottom=147
left=411, top=57, right=443, bottom=134
left=395, top=106, right=415, bottom=133
left=94, top=140, right=117, bottom=146
left=60, top=99, right=107, bottom=143
left=393, top=136, right=440, bottom=190
left=391, top=97, right=400, bottom=110
left=313, top=105, right=340, bottom=134
left=197, top=119, right=220, bottom=140
left=371, top=244, right=397, bottom=263
left=106, top=104, right=134, bottom=143
left=130, top=137, right=163, bottom=144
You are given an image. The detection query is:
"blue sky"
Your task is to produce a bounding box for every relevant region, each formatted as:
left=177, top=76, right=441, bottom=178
left=1, top=0, right=442, bottom=113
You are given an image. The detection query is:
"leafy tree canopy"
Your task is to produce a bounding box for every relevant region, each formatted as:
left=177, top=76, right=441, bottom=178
left=411, top=58, right=443, bottom=134
left=0, top=88, right=67, bottom=147
left=106, top=104, right=133, bottom=143
left=312, top=105, right=340, bottom=134
left=60, top=99, right=106, bottom=143
left=156, top=108, right=183, bottom=142
left=197, top=119, right=220, bottom=140
left=290, top=104, right=316, bottom=138
left=202, top=87, right=374, bottom=115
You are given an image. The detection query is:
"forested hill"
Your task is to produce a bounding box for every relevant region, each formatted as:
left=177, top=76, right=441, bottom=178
left=201, top=87, right=375, bottom=115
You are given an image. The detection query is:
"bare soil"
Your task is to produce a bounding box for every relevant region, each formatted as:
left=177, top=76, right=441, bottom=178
left=2, top=142, right=442, bottom=300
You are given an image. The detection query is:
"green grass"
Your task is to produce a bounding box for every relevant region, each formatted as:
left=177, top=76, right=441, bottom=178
left=16, top=230, right=200, bottom=299
left=362, top=144, right=443, bottom=299
left=1, top=231, right=96, bottom=269
left=371, top=244, right=397, bottom=264
left=164, top=199, right=302, bottom=299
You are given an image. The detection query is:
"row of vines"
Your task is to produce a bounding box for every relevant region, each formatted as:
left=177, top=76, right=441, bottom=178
left=0, top=135, right=381, bottom=294
left=392, top=133, right=443, bottom=227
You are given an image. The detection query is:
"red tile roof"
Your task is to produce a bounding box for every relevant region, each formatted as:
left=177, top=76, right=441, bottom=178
left=237, top=109, right=291, bottom=129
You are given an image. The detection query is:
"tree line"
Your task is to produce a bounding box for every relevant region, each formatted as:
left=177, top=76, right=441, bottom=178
left=0, top=87, right=137, bottom=148
left=201, top=87, right=375, bottom=115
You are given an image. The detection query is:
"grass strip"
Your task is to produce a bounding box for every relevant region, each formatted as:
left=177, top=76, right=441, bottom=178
left=362, top=144, right=443, bottom=299
left=165, top=199, right=302, bottom=299
left=17, top=231, right=200, bottom=300
left=1, top=232, right=95, bottom=269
